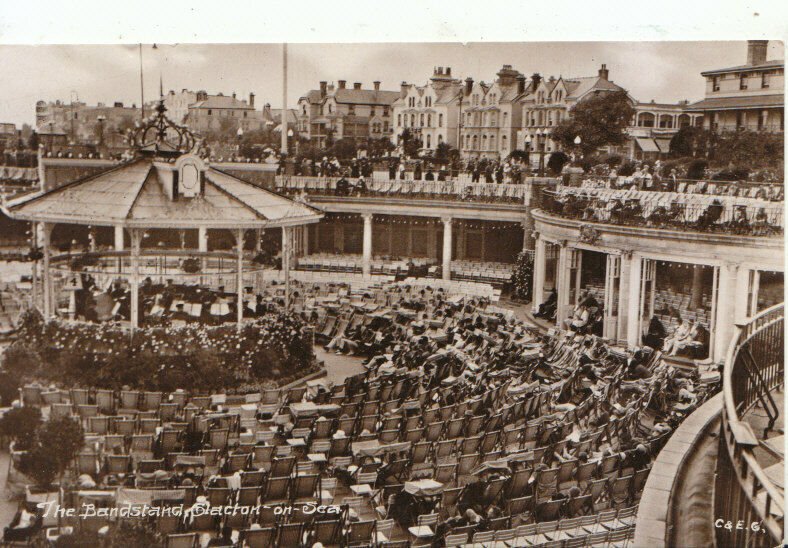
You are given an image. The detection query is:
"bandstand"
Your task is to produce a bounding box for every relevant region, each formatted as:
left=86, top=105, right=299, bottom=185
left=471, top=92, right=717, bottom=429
left=4, top=101, right=322, bottom=331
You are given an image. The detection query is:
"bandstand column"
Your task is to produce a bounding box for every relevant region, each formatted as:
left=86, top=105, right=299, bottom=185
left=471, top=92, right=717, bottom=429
left=617, top=252, right=632, bottom=343
left=282, top=227, right=291, bottom=309
left=713, top=262, right=739, bottom=362
left=41, top=222, right=53, bottom=318
left=531, top=235, right=546, bottom=312
left=442, top=217, right=452, bottom=280
left=129, top=229, right=142, bottom=331
left=733, top=267, right=752, bottom=323
left=362, top=214, right=373, bottom=278
left=236, top=228, right=245, bottom=332
left=114, top=225, right=124, bottom=251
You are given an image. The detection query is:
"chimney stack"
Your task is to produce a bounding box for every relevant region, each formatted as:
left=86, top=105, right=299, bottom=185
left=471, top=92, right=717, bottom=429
left=598, top=64, right=609, bottom=80
left=373, top=81, right=381, bottom=91
left=446, top=67, right=452, bottom=76
left=516, top=75, right=526, bottom=95
left=338, top=80, right=347, bottom=89
left=400, top=81, right=409, bottom=98
left=353, top=82, right=362, bottom=90
left=531, top=73, right=542, bottom=91
left=249, top=92, right=255, bottom=107
left=319, top=81, right=327, bottom=98
left=232, top=91, right=236, bottom=99
left=747, top=40, right=768, bottom=66
left=465, top=77, right=474, bottom=95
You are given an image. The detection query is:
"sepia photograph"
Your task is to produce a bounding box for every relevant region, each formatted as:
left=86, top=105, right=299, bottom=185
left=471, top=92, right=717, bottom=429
left=0, top=5, right=784, bottom=547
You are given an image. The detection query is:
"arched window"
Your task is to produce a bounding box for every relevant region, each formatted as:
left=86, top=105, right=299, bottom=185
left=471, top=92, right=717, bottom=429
left=438, top=134, right=443, bottom=145
left=501, top=135, right=507, bottom=150
left=503, top=112, right=508, bottom=127
left=420, top=114, right=424, bottom=126
left=426, top=134, right=431, bottom=148
left=410, top=114, right=415, bottom=127
left=472, top=135, right=478, bottom=150
left=482, top=134, right=487, bottom=149
left=438, top=114, right=443, bottom=127
left=427, top=114, right=432, bottom=127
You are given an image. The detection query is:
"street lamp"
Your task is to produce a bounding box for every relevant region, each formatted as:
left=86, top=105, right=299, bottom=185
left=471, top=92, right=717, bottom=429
left=574, top=135, right=582, bottom=146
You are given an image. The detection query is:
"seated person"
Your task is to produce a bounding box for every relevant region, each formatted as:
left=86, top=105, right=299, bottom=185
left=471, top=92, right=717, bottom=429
left=675, top=322, right=709, bottom=359
left=643, top=315, right=667, bottom=350
left=663, top=319, right=697, bottom=356
left=534, top=288, right=557, bottom=319
left=335, top=175, right=350, bottom=196
left=563, top=304, right=589, bottom=333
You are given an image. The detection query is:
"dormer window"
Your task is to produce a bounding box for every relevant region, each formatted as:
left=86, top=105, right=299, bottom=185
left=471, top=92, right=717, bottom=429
left=761, top=72, right=770, bottom=88
left=712, top=76, right=720, bottom=92
left=739, top=74, right=748, bottom=90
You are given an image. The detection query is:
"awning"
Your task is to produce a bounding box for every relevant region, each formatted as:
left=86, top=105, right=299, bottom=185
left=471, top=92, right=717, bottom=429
left=635, top=138, right=660, bottom=153
left=655, top=138, right=672, bottom=153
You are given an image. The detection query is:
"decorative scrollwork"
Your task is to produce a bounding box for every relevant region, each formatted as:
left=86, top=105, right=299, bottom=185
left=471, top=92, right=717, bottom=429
left=578, top=224, right=601, bottom=245
left=128, top=100, right=197, bottom=156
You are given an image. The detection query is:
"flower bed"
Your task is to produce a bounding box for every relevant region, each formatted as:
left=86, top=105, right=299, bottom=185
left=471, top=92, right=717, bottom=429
left=4, top=310, right=316, bottom=393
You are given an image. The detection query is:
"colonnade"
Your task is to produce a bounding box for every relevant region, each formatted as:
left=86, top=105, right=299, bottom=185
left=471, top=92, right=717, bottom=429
left=531, top=234, right=772, bottom=363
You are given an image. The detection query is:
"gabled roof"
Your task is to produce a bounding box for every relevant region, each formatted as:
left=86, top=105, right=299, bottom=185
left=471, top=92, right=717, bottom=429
left=701, top=59, right=784, bottom=76
left=6, top=158, right=322, bottom=229
left=563, top=76, right=624, bottom=100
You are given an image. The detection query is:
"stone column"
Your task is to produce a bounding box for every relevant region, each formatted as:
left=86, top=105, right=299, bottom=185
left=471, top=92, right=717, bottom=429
left=625, top=253, right=643, bottom=347
left=733, top=267, right=752, bottom=324
left=531, top=236, right=546, bottom=312
left=198, top=227, right=208, bottom=252
left=114, top=225, right=124, bottom=251
left=690, top=264, right=704, bottom=309
left=442, top=217, right=453, bottom=280
left=555, top=242, right=573, bottom=326
left=521, top=218, right=534, bottom=252
left=713, top=262, right=739, bottom=362
left=362, top=213, right=373, bottom=278
left=617, top=252, right=632, bottom=343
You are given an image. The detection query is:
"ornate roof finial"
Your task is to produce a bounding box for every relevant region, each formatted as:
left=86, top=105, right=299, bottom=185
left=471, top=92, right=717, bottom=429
left=128, top=100, right=196, bottom=158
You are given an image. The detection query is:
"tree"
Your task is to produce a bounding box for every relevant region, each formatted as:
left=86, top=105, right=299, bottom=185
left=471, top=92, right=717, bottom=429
left=669, top=126, right=708, bottom=158
left=399, top=128, right=421, bottom=158
left=547, top=151, right=569, bottom=175
left=552, top=91, right=636, bottom=155
left=19, top=416, right=84, bottom=489
left=330, top=138, right=358, bottom=160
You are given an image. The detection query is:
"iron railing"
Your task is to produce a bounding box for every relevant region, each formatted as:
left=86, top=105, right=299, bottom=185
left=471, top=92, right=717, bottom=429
left=716, top=303, right=784, bottom=547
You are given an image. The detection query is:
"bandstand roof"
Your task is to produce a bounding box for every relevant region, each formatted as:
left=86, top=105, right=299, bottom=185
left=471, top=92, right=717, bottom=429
left=5, top=102, right=322, bottom=230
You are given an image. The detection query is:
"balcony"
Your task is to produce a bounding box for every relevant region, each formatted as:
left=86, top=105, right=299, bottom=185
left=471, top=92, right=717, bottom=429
left=717, top=303, right=784, bottom=546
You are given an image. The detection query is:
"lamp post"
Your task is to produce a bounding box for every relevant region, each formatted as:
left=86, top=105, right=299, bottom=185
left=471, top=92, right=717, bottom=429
left=573, top=135, right=582, bottom=163
left=97, top=115, right=106, bottom=156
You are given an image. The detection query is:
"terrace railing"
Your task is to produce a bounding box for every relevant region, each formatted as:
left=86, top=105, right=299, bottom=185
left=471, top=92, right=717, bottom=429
left=716, top=303, right=784, bottom=547
left=540, top=188, right=784, bottom=237
left=274, top=175, right=553, bottom=204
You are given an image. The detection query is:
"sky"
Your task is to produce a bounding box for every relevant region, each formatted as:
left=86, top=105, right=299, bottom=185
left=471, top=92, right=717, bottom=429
left=0, top=41, right=783, bottom=127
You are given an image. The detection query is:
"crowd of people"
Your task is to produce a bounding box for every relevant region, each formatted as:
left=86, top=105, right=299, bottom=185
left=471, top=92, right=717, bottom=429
left=3, top=279, right=717, bottom=546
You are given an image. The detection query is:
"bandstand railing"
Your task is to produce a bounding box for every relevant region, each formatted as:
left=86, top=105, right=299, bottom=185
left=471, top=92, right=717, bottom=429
left=716, top=302, right=784, bottom=547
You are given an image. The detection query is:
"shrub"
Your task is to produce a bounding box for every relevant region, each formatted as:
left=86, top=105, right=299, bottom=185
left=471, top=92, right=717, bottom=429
left=0, top=406, right=42, bottom=450
left=686, top=159, right=708, bottom=180
left=511, top=251, right=535, bottom=302
left=618, top=161, right=637, bottom=176
left=712, top=166, right=750, bottom=182
left=547, top=151, right=569, bottom=175
left=18, top=415, right=84, bottom=489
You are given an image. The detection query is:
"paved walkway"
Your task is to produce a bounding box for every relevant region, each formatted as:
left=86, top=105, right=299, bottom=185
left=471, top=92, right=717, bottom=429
left=313, top=346, right=367, bottom=385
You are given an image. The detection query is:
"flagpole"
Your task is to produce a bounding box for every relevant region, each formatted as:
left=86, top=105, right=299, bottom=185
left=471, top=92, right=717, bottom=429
left=281, top=43, right=288, bottom=155
left=139, top=44, right=145, bottom=120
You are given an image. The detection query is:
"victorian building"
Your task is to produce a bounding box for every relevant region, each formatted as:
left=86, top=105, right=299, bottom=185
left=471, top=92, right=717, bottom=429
left=687, top=40, right=784, bottom=133
left=297, top=81, right=399, bottom=148
left=459, top=65, right=527, bottom=160
left=391, top=67, right=464, bottom=152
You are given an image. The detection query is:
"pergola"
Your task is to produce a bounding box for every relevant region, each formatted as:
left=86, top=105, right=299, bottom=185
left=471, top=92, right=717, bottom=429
left=5, top=102, right=322, bottom=331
